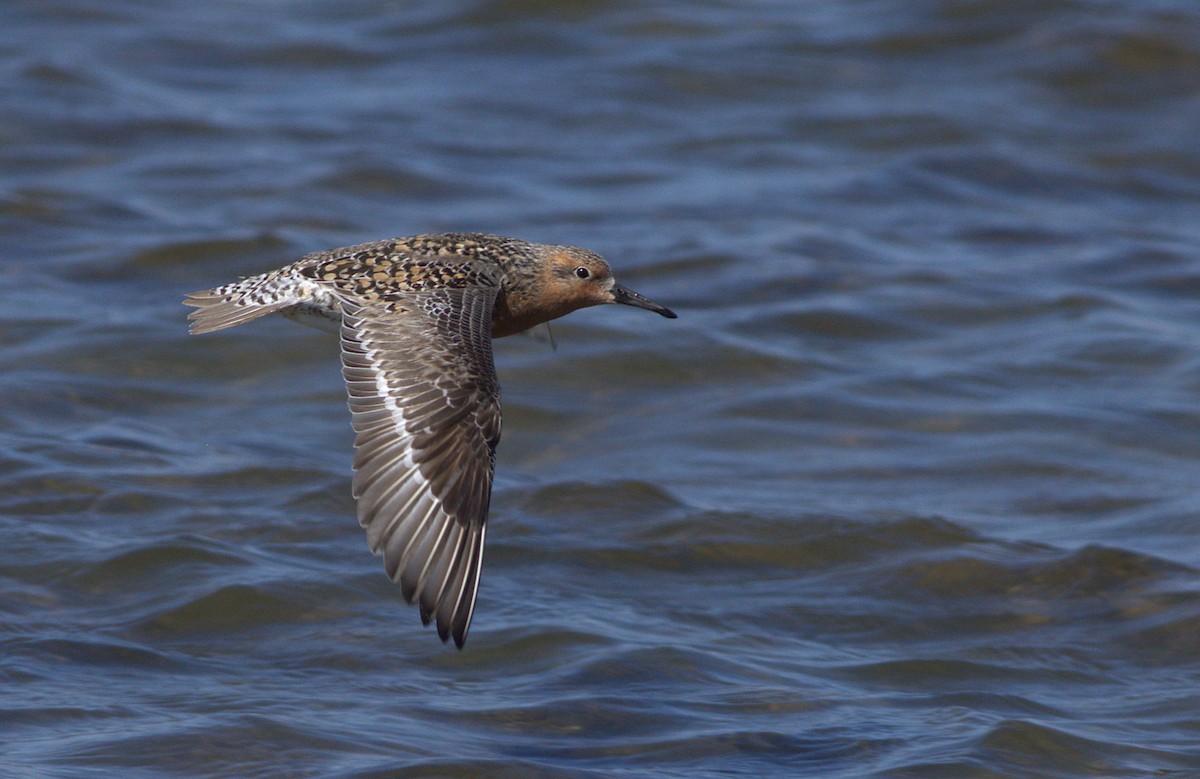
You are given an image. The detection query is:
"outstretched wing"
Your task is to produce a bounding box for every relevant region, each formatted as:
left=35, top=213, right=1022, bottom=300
left=338, top=286, right=501, bottom=648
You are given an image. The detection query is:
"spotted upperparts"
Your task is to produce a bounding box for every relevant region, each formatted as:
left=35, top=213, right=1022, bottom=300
left=183, top=233, right=676, bottom=648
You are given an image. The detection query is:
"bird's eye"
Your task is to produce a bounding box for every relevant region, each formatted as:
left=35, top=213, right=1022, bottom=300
left=574, top=266, right=591, bottom=279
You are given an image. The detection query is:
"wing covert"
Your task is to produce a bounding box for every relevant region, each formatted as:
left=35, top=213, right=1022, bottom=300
left=338, top=284, right=501, bottom=648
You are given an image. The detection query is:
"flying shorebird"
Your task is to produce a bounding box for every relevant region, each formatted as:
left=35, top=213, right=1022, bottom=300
left=184, top=233, right=676, bottom=648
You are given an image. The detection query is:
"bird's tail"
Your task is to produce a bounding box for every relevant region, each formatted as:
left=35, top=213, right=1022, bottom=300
left=183, top=273, right=293, bottom=335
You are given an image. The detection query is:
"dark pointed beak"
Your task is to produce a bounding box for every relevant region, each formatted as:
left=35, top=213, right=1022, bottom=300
left=611, top=283, right=677, bottom=318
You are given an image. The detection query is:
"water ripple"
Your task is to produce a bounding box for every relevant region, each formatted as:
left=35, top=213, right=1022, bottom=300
left=5, top=0, right=1200, bottom=776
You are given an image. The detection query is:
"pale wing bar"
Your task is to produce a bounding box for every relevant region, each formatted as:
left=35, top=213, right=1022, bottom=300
left=338, top=288, right=501, bottom=648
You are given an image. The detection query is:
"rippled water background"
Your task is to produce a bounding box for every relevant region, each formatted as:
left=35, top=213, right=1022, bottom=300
left=5, top=1, right=1200, bottom=776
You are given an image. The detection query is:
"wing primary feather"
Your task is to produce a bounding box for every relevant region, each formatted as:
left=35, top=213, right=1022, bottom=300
left=337, top=286, right=501, bottom=647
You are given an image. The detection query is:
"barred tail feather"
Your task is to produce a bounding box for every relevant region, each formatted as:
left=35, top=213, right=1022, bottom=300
left=183, top=285, right=290, bottom=335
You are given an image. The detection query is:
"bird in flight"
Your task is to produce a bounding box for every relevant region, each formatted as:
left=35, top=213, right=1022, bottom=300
left=184, top=233, right=676, bottom=648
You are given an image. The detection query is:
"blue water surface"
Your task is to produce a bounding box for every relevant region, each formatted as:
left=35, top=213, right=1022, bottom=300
left=3, top=1, right=1200, bottom=776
